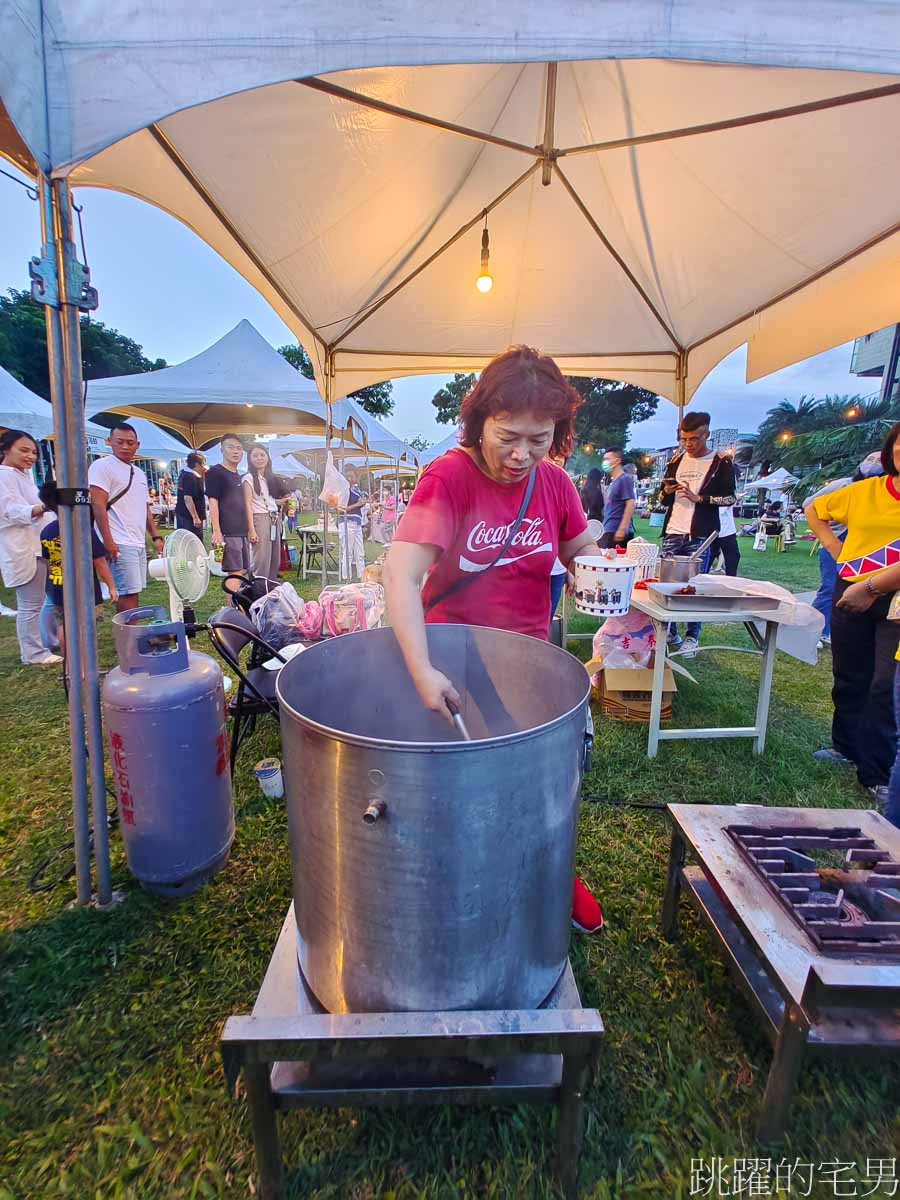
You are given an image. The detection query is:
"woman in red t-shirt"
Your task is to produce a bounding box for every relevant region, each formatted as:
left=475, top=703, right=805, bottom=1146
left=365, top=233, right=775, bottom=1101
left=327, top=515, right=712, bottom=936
left=385, top=346, right=605, bottom=932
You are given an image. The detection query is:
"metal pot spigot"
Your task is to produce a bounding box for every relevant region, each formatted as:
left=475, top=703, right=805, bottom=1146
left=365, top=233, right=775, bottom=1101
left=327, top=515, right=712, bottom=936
left=363, top=798, right=386, bottom=825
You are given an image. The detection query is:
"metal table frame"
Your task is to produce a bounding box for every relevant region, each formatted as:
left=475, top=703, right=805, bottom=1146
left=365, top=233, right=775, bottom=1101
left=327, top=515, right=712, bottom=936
left=629, top=594, right=779, bottom=758
left=661, top=805, right=900, bottom=1141
left=221, top=907, right=605, bottom=1199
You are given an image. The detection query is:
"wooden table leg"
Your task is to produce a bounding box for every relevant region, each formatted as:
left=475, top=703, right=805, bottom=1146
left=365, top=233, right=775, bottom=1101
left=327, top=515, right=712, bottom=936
left=661, top=828, right=686, bottom=941
left=244, top=1061, right=285, bottom=1200
left=557, top=1053, right=592, bottom=1200
left=757, top=1003, right=809, bottom=1143
left=301, top=533, right=308, bottom=581
left=647, top=619, right=667, bottom=758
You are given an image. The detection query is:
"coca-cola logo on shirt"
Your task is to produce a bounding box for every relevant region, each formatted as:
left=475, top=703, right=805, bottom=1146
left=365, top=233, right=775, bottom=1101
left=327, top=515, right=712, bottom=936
left=459, top=516, right=553, bottom=573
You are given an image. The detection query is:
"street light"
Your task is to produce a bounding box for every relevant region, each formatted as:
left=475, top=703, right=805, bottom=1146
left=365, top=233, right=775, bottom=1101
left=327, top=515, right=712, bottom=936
left=845, top=405, right=859, bottom=419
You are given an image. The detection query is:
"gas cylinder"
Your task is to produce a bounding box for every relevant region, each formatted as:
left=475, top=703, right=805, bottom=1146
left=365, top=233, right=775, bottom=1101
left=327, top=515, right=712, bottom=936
left=102, top=606, right=234, bottom=897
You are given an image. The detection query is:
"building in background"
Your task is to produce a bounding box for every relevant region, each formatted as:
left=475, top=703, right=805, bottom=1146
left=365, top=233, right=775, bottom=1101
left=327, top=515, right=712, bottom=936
left=850, top=324, right=900, bottom=401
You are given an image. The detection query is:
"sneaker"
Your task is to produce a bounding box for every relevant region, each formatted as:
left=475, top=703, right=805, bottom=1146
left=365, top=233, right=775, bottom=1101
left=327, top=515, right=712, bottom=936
left=33, top=653, right=63, bottom=665
left=813, top=747, right=853, bottom=766
left=865, top=785, right=889, bottom=810
left=572, top=876, right=604, bottom=933
left=822, top=635, right=831, bottom=647
left=666, top=633, right=683, bottom=651
left=680, top=636, right=700, bottom=659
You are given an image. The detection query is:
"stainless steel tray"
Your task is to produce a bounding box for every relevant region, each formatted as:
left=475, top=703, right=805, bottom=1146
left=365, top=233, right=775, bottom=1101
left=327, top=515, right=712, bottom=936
left=645, top=583, right=783, bottom=612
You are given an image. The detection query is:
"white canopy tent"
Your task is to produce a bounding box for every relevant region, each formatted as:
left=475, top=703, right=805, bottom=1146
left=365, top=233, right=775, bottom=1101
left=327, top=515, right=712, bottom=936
left=201, top=440, right=316, bottom=479
left=0, top=364, right=177, bottom=460
left=5, top=0, right=900, bottom=906
left=419, top=430, right=462, bottom=466
left=745, top=467, right=800, bottom=491
left=0, top=364, right=61, bottom=439
left=84, top=320, right=366, bottom=449
left=3, top=5, right=900, bottom=407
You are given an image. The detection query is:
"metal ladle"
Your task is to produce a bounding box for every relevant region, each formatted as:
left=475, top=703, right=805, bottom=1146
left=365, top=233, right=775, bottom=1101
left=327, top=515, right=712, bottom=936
left=447, top=698, right=472, bottom=741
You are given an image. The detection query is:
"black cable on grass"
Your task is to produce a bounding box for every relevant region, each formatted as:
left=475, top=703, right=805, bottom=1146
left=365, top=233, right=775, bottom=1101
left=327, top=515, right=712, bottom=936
left=582, top=794, right=668, bottom=812
left=28, top=790, right=119, bottom=893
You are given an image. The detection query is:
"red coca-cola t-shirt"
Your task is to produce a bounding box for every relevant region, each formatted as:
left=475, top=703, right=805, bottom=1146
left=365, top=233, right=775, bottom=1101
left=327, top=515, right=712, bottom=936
left=394, top=449, right=587, bottom=640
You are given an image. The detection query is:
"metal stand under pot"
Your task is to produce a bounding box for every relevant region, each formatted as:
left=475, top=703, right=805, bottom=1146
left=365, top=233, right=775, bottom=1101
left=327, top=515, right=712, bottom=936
left=222, top=624, right=605, bottom=1195
left=222, top=908, right=604, bottom=1199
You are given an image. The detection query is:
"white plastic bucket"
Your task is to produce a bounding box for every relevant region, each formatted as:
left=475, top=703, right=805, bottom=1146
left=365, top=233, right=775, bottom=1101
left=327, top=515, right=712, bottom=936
left=573, top=557, right=637, bottom=616
left=254, top=757, right=284, bottom=799
left=624, top=538, right=660, bottom=582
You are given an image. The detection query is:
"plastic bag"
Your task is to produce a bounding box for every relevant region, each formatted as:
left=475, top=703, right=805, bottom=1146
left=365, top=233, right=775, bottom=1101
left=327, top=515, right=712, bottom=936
left=299, top=600, right=323, bottom=640
left=592, top=607, right=657, bottom=670
left=249, top=582, right=306, bottom=650
left=320, top=582, right=385, bottom=636
left=319, top=452, right=350, bottom=510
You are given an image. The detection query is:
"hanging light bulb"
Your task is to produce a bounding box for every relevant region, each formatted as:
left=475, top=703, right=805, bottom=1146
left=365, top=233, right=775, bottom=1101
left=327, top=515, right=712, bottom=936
left=475, top=211, right=493, bottom=293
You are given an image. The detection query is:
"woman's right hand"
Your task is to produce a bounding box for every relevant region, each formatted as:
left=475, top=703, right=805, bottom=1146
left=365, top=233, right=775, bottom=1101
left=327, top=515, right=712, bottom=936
left=412, top=665, right=461, bottom=722
left=248, top=527, right=258, bottom=544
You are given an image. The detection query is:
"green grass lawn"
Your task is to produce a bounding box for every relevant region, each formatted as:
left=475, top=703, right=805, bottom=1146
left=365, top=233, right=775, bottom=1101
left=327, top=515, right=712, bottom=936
left=1, top=522, right=897, bottom=1200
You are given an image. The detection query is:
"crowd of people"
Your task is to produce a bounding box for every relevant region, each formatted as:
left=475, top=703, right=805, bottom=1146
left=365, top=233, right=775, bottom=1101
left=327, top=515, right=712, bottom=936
left=1, top=354, right=898, bottom=840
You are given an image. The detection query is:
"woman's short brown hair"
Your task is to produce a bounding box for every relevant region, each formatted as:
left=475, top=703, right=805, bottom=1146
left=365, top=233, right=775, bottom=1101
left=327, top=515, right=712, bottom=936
left=459, top=346, right=583, bottom=459
left=881, top=421, right=900, bottom=476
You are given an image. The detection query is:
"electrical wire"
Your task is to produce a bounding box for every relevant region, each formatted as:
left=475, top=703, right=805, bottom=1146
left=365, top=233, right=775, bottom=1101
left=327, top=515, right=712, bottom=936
left=582, top=794, right=668, bottom=812
left=27, top=785, right=119, bottom=894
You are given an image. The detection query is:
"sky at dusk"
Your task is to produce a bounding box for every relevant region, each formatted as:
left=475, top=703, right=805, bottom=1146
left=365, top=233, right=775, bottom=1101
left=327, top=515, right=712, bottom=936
left=0, top=168, right=872, bottom=451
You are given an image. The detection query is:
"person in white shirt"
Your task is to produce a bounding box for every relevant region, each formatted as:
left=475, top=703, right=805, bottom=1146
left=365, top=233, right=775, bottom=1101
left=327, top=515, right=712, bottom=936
left=242, top=444, right=281, bottom=579
left=709, top=503, right=741, bottom=575
left=88, top=422, right=165, bottom=611
left=0, top=429, right=61, bottom=665
left=659, top=411, right=736, bottom=656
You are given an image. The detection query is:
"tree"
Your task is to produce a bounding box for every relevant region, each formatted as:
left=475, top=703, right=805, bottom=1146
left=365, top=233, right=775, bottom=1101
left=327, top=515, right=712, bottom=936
left=278, top=343, right=394, bottom=417
left=570, top=378, right=659, bottom=450
left=431, top=373, right=476, bottom=425
left=751, top=395, right=822, bottom=470
left=429, top=372, right=660, bottom=451
left=407, top=434, right=432, bottom=452
left=0, top=289, right=166, bottom=399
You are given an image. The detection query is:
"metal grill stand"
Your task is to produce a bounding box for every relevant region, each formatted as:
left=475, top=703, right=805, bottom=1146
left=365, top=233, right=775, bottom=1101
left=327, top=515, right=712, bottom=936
left=222, top=907, right=605, bottom=1198
left=661, top=804, right=900, bottom=1142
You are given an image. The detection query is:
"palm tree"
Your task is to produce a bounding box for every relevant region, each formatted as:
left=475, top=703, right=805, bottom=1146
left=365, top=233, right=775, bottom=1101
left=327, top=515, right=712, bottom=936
left=752, top=395, right=822, bottom=468
left=785, top=394, right=899, bottom=491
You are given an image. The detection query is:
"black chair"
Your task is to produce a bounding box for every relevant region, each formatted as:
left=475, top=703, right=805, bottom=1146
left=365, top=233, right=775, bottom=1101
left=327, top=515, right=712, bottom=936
left=207, top=607, right=287, bottom=772
left=222, top=571, right=281, bottom=615
left=297, top=532, right=337, bottom=578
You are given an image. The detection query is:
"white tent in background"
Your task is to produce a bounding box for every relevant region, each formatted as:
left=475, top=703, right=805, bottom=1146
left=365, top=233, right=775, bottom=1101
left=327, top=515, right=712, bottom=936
left=419, top=430, right=462, bottom=465
left=0, top=364, right=58, bottom=439
left=86, top=416, right=189, bottom=464
left=0, top=362, right=135, bottom=451
left=83, top=320, right=365, bottom=449
left=745, top=467, right=799, bottom=492
left=202, top=441, right=315, bottom=479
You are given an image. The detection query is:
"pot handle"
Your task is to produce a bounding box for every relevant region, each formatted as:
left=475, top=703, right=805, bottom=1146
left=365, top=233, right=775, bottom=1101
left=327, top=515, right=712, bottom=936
left=583, top=707, right=594, bottom=774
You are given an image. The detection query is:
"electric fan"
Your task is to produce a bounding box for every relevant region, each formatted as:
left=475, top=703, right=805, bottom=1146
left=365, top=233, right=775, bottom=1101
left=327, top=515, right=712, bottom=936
left=148, top=529, right=213, bottom=626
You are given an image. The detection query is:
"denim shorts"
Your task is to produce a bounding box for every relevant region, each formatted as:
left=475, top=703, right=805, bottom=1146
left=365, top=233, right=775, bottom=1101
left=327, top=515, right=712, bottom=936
left=110, top=544, right=148, bottom=596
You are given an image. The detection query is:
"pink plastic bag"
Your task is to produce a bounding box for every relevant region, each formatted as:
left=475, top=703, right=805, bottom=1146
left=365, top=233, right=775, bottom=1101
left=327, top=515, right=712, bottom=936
left=592, top=606, right=657, bottom=670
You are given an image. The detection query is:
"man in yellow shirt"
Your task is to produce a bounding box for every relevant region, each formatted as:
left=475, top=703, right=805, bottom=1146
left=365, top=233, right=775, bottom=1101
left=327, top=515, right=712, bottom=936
left=806, top=423, right=900, bottom=807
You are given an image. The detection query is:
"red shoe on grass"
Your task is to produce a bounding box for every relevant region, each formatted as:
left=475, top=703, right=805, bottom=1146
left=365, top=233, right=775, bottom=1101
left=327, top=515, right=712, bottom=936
left=572, top=875, right=604, bottom=933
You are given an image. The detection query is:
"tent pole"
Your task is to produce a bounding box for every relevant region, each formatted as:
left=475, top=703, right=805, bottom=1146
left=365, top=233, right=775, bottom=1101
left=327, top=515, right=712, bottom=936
left=38, top=175, right=111, bottom=906
left=675, top=350, right=687, bottom=435
left=322, top=351, right=334, bottom=587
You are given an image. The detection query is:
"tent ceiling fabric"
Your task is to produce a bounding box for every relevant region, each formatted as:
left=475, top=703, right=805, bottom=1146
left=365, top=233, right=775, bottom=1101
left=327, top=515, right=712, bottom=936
left=84, top=319, right=366, bottom=449
left=68, top=56, right=900, bottom=402
left=3, top=4, right=900, bottom=403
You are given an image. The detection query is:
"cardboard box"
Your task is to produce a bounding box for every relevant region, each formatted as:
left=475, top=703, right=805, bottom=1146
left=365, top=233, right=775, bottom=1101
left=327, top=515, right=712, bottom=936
left=591, top=660, right=677, bottom=722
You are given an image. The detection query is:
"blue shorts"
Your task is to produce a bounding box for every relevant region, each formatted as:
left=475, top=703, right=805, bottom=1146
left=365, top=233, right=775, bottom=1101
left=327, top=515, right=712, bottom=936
left=110, top=544, right=148, bottom=597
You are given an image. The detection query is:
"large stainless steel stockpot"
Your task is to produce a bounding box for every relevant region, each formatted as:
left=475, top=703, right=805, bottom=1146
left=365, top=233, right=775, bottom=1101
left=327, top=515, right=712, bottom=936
left=276, top=623, right=591, bottom=1013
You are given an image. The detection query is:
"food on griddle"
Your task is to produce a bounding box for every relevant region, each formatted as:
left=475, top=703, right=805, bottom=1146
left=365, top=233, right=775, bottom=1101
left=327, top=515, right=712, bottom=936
left=674, top=584, right=696, bottom=595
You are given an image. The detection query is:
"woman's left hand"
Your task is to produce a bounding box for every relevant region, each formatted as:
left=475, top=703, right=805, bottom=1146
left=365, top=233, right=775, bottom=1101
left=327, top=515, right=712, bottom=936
left=836, top=581, right=876, bottom=613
